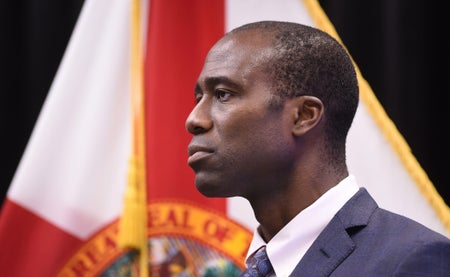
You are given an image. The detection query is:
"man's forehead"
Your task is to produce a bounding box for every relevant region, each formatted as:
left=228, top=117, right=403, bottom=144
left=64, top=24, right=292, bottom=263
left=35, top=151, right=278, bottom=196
left=205, top=33, right=275, bottom=70
left=196, top=31, right=275, bottom=87
left=213, top=30, right=272, bottom=52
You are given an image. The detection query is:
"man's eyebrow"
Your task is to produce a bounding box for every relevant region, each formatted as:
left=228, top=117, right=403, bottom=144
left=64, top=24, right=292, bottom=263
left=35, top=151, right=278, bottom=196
left=194, top=76, right=243, bottom=95
left=204, top=76, right=242, bottom=90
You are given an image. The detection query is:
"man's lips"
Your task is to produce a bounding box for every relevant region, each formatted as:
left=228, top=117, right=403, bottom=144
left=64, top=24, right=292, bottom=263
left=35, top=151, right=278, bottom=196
left=187, top=145, right=214, bottom=165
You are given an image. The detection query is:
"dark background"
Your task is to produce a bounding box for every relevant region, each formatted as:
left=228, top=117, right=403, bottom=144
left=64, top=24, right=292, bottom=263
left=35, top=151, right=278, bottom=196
left=1, top=1, right=448, bottom=207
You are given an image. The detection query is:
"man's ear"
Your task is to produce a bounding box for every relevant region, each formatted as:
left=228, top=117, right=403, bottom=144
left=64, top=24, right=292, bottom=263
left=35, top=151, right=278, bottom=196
left=291, top=96, right=324, bottom=137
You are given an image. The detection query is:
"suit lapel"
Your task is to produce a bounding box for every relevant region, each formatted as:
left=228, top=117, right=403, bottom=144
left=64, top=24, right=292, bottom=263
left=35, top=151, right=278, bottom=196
left=290, top=188, right=378, bottom=276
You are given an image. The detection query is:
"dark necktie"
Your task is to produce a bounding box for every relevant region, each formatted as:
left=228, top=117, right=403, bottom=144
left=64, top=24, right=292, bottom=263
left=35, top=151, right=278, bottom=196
left=240, top=246, right=275, bottom=277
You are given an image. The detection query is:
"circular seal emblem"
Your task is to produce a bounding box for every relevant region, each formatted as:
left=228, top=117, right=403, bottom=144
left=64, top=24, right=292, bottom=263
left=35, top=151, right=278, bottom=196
left=58, top=200, right=252, bottom=276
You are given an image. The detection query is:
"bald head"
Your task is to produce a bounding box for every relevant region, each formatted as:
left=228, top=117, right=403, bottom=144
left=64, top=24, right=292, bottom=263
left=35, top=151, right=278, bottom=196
left=224, top=21, right=359, bottom=161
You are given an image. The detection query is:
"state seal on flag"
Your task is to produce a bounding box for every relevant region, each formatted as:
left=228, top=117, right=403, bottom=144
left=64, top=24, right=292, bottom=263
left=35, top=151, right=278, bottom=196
left=57, top=200, right=252, bottom=277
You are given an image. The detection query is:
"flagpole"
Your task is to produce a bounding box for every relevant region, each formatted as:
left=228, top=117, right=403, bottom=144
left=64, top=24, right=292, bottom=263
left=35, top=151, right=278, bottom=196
left=118, top=0, right=149, bottom=276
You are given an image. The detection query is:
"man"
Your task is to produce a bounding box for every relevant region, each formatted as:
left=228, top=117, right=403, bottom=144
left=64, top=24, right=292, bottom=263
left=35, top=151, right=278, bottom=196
left=185, top=21, right=450, bottom=276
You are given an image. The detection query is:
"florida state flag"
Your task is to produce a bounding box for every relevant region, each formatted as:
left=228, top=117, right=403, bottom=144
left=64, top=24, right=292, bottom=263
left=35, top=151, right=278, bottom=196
left=0, top=0, right=448, bottom=276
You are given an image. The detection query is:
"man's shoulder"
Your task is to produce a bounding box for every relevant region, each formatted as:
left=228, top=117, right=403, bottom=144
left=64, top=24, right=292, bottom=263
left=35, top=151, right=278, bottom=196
left=296, top=188, right=450, bottom=276
left=339, top=187, right=449, bottom=243
left=370, top=205, right=449, bottom=242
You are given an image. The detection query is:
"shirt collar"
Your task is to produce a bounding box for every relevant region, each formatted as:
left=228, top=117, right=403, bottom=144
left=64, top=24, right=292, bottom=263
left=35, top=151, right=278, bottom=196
left=245, top=175, right=359, bottom=277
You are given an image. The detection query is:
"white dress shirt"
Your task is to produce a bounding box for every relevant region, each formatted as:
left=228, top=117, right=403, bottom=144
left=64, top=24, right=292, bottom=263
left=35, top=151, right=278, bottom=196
left=245, top=175, right=360, bottom=277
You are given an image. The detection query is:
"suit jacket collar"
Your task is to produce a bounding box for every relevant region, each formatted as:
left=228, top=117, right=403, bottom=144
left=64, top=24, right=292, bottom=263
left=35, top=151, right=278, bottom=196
left=290, top=188, right=377, bottom=276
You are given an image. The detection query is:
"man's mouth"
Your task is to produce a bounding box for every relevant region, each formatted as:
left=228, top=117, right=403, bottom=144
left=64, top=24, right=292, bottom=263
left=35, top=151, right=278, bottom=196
left=187, top=145, right=214, bottom=166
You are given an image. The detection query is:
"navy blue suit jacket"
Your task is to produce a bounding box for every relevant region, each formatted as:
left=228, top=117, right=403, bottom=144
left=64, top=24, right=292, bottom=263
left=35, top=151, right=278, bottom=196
left=290, top=188, right=450, bottom=276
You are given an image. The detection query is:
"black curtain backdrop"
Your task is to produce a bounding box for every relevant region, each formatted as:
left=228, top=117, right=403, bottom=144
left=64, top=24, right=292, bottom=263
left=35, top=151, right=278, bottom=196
left=1, top=1, right=448, bottom=208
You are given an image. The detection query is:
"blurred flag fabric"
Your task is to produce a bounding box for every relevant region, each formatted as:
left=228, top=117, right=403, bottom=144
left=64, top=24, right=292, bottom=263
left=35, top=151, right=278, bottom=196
left=0, top=0, right=448, bottom=276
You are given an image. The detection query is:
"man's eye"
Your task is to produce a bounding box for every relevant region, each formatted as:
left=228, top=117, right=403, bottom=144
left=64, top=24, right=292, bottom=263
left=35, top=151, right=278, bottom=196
left=194, top=93, right=203, bottom=103
left=215, top=89, right=232, bottom=102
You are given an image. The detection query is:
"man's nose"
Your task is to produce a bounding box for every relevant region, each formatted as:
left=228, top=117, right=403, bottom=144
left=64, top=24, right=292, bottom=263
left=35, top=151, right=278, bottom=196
left=185, top=100, right=212, bottom=135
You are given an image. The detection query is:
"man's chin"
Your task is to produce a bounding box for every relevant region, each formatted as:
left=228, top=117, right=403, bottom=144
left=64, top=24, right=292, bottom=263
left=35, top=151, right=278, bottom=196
left=195, top=181, right=234, bottom=198
left=196, top=184, right=221, bottom=198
